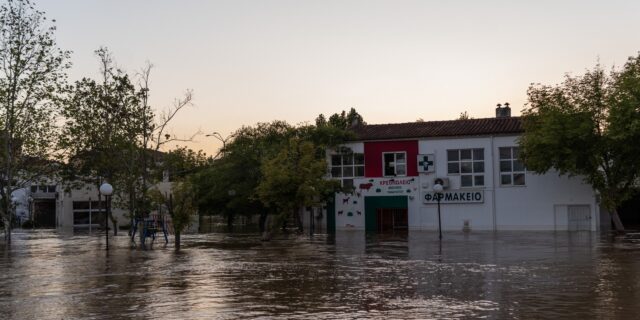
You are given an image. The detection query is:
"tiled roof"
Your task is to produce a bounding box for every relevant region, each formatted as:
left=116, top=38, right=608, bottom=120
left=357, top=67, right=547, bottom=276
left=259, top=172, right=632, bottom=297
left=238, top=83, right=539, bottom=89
left=349, top=116, right=523, bottom=141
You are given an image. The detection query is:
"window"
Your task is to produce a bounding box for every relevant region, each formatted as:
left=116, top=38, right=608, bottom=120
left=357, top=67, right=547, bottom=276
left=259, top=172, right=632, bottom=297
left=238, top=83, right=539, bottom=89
left=383, top=152, right=406, bottom=176
left=32, top=185, right=56, bottom=193
left=447, top=148, right=484, bottom=187
left=330, top=153, right=365, bottom=189
left=499, top=147, right=526, bottom=186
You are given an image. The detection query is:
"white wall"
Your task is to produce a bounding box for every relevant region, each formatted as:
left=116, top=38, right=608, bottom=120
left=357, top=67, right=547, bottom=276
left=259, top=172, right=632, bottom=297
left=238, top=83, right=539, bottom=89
left=335, top=177, right=422, bottom=230
left=59, top=183, right=127, bottom=229
left=11, top=188, right=29, bottom=225
left=491, top=136, right=597, bottom=231
left=418, top=136, right=495, bottom=231
left=335, top=191, right=365, bottom=229
left=415, top=135, right=598, bottom=231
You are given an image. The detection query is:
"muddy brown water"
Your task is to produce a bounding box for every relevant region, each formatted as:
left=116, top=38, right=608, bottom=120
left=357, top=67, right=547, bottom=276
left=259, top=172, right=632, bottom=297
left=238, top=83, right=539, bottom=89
left=1, top=230, right=639, bottom=319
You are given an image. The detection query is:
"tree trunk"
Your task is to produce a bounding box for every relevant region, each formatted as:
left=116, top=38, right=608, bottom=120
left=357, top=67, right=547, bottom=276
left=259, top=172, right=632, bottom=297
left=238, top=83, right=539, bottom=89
left=3, top=219, right=10, bottom=244
left=259, top=212, right=266, bottom=233
left=611, top=209, right=625, bottom=232
left=227, top=213, right=234, bottom=232
left=139, top=219, right=144, bottom=245
left=111, top=218, right=118, bottom=236
left=295, top=208, right=303, bottom=233
left=175, top=231, right=181, bottom=249
left=261, top=214, right=272, bottom=241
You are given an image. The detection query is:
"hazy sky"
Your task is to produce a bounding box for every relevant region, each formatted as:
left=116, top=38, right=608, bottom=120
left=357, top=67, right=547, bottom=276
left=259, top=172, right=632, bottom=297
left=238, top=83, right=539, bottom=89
left=38, top=0, right=640, bottom=155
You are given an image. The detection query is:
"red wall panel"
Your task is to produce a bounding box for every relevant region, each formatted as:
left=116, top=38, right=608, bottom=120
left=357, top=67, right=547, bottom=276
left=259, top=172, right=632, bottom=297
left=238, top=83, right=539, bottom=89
left=364, top=140, right=419, bottom=177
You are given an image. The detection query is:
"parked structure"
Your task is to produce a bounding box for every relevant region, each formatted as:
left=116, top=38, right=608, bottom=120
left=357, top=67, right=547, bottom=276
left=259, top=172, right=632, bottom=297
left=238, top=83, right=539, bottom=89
left=326, top=105, right=607, bottom=233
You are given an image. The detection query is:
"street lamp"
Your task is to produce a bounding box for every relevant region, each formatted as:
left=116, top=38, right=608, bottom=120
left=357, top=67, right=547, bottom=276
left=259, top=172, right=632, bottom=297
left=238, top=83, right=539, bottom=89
left=206, top=131, right=232, bottom=159
left=28, top=196, right=33, bottom=223
left=99, top=183, right=113, bottom=250
left=433, top=181, right=444, bottom=240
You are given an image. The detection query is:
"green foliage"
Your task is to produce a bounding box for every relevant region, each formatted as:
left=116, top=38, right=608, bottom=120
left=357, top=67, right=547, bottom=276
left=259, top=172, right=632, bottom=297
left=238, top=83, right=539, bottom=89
left=192, top=121, right=294, bottom=220
left=161, top=146, right=212, bottom=181
left=257, top=137, right=339, bottom=222
left=316, top=107, right=364, bottom=130
left=59, top=48, right=151, bottom=225
left=458, top=111, right=472, bottom=120
left=149, top=179, right=197, bottom=248
left=192, top=108, right=363, bottom=233
left=0, top=0, right=70, bottom=240
left=168, top=180, right=197, bottom=232
left=60, top=48, right=146, bottom=183
left=520, top=53, right=640, bottom=214
left=60, top=47, right=195, bottom=225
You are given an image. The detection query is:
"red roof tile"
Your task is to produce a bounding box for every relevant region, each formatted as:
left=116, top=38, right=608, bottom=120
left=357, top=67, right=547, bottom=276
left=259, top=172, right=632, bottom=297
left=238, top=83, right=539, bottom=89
left=350, top=117, right=523, bottom=141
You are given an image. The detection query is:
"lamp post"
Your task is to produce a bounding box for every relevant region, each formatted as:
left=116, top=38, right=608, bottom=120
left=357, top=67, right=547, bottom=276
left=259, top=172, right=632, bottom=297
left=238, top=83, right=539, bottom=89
left=28, top=196, right=33, bottom=223
left=433, top=182, right=444, bottom=240
left=206, top=131, right=232, bottom=159
left=99, top=183, right=113, bottom=250
left=227, top=189, right=236, bottom=231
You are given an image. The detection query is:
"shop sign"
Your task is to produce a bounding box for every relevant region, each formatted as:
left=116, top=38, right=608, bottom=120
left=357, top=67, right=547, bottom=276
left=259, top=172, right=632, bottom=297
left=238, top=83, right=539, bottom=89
left=358, top=178, right=417, bottom=194
left=423, top=190, right=484, bottom=204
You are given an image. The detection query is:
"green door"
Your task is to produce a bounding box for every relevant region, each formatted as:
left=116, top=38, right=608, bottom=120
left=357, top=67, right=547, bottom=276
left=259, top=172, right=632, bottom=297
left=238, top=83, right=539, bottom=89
left=364, top=196, right=408, bottom=233
left=326, top=195, right=336, bottom=234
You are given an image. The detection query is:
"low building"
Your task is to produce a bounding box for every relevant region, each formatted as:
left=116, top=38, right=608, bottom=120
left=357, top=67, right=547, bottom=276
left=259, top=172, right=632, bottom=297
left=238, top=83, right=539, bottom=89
left=327, top=106, right=607, bottom=233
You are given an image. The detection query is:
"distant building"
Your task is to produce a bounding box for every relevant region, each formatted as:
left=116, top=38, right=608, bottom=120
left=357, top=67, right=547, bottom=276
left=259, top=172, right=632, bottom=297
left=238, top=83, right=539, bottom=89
left=323, top=105, right=607, bottom=233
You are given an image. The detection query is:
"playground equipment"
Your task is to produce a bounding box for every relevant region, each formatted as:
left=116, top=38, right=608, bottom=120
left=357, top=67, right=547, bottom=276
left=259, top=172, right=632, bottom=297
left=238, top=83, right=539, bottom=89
left=130, top=212, right=172, bottom=246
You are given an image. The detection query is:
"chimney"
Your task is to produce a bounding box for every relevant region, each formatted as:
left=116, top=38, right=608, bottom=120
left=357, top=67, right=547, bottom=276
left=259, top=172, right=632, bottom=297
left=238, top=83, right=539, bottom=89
left=495, top=102, right=511, bottom=118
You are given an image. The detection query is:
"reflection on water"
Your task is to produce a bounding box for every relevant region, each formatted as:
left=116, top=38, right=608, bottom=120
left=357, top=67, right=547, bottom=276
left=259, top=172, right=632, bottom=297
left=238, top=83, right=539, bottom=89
left=1, top=230, right=639, bottom=319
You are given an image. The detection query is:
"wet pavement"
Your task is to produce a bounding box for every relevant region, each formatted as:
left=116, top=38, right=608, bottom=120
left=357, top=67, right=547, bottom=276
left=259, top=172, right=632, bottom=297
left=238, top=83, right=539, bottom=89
left=0, top=230, right=639, bottom=319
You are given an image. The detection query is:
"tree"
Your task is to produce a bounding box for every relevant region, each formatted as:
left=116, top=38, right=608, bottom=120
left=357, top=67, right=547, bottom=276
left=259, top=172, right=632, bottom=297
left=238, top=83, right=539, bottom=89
left=257, top=137, right=339, bottom=238
left=160, top=146, right=211, bottom=181
left=458, top=111, right=472, bottom=120
left=150, top=178, right=198, bottom=250
left=60, top=48, right=145, bottom=235
left=321, top=107, right=365, bottom=130
left=61, top=48, right=195, bottom=235
left=520, top=54, right=640, bottom=231
left=0, top=0, right=70, bottom=242
left=192, top=109, right=363, bottom=238
left=192, top=121, right=294, bottom=232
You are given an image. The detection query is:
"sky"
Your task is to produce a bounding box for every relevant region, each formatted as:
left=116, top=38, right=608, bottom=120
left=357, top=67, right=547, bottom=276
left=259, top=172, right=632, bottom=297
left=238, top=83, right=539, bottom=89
left=37, top=0, right=640, bottom=155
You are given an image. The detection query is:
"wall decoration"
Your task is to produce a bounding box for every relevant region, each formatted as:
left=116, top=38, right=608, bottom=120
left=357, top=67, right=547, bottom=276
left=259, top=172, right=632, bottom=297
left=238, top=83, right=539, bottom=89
left=375, top=188, right=382, bottom=193
left=338, top=210, right=343, bottom=215
left=347, top=212, right=353, bottom=216
left=359, top=183, right=373, bottom=191
left=357, top=211, right=362, bottom=215
left=356, top=192, right=362, bottom=198
left=353, top=200, right=358, bottom=204
left=342, top=197, right=350, bottom=204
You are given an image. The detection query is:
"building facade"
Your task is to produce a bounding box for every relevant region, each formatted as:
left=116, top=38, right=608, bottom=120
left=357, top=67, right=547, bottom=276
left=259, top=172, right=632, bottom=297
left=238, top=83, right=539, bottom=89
left=327, top=110, right=607, bottom=233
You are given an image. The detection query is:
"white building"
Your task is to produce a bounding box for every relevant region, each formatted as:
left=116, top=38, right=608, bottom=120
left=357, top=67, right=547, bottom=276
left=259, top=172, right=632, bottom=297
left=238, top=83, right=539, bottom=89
left=327, top=106, right=608, bottom=233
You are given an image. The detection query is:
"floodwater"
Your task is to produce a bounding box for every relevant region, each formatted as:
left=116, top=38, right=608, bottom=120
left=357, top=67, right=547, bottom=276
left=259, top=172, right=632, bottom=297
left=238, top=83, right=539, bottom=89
left=1, top=230, right=639, bottom=319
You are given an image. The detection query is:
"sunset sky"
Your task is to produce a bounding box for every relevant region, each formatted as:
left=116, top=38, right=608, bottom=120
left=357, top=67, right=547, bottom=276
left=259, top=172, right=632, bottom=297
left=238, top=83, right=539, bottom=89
left=39, top=0, right=640, bottom=155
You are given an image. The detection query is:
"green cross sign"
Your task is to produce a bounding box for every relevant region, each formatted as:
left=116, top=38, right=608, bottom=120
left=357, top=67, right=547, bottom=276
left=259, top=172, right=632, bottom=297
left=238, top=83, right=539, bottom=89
left=418, top=154, right=434, bottom=173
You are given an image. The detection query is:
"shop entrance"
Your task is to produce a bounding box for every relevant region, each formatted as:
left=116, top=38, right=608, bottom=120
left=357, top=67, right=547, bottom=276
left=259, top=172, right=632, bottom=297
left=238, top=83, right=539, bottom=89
left=33, top=199, right=56, bottom=228
left=376, top=208, right=408, bottom=232
left=365, top=196, right=408, bottom=233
